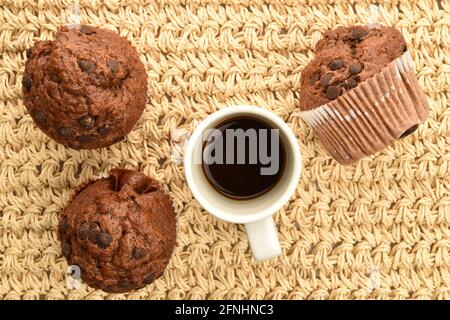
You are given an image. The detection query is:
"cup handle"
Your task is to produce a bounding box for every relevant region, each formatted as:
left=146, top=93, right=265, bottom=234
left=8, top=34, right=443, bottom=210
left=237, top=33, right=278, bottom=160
left=244, top=216, right=281, bottom=261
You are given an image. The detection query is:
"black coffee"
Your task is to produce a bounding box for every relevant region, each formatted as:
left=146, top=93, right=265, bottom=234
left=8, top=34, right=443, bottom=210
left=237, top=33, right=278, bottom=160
left=202, top=116, right=285, bottom=200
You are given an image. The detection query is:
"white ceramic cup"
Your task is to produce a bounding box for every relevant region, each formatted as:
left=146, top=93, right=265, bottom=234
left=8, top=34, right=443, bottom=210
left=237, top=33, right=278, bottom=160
left=184, top=105, right=301, bottom=260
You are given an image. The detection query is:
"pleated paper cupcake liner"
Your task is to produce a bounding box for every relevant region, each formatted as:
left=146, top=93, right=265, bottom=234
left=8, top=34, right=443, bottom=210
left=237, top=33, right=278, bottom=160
left=300, top=51, right=430, bottom=165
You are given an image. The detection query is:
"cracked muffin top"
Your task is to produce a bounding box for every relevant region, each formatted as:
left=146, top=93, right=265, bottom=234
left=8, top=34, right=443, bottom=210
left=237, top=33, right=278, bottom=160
left=299, top=26, right=406, bottom=111
left=58, top=169, right=176, bottom=293
left=22, top=25, right=147, bottom=149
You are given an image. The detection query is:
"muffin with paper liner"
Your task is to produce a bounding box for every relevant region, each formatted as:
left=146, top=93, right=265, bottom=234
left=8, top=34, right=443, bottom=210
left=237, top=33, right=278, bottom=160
left=299, top=25, right=429, bottom=165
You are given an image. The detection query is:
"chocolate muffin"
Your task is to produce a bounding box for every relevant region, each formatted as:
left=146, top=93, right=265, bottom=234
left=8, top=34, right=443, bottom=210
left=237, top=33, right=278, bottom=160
left=23, top=25, right=147, bottom=149
left=300, top=26, right=406, bottom=110
left=58, top=169, right=176, bottom=293
left=299, top=25, right=429, bottom=165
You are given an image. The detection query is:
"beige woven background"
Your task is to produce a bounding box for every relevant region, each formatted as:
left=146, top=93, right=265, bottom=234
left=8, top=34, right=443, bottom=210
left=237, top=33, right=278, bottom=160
left=0, top=0, right=449, bottom=300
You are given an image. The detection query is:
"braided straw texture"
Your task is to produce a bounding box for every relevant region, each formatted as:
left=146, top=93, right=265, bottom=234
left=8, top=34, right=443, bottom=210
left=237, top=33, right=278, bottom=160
left=0, top=0, right=449, bottom=300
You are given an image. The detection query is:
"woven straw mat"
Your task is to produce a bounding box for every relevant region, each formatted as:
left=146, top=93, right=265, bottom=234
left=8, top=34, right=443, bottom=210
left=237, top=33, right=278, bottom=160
left=0, top=0, right=449, bottom=300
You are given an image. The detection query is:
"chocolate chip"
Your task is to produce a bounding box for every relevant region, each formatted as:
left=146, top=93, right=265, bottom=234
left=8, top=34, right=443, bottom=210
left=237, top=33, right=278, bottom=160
left=77, top=223, right=90, bottom=240
left=107, top=59, right=120, bottom=72
left=400, top=124, right=419, bottom=138
left=77, top=59, right=95, bottom=74
left=145, top=271, right=163, bottom=284
left=118, top=279, right=133, bottom=288
left=88, top=231, right=99, bottom=244
left=68, top=144, right=81, bottom=150
left=89, top=222, right=100, bottom=230
left=60, top=216, right=69, bottom=233
left=79, top=135, right=95, bottom=144
left=309, top=72, right=320, bottom=85
left=57, top=127, right=73, bottom=137
left=344, top=78, right=358, bottom=90
left=88, top=224, right=100, bottom=244
left=132, top=247, right=147, bottom=259
left=325, top=85, right=342, bottom=100
left=97, top=126, right=112, bottom=135
left=32, top=110, right=47, bottom=124
left=26, top=48, right=33, bottom=59
left=102, top=285, right=114, bottom=292
left=350, top=27, right=368, bottom=40
left=79, top=25, right=94, bottom=35
left=113, top=136, right=125, bottom=144
left=79, top=115, right=95, bottom=129
left=349, top=63, right=363, bottom=75
left=329, top=59, right=343, bottom=70
left=110, top=173, right=121, bottom=191
left=97, top=232, right=112, bottom=249
left=143, top=272, right=157, bottom=284
left=320, top=73, right=333, bottom=87
left=50, top=74, right=61, bottom=83
left=61, top=241, right=72, bottom=259
left=22, top=73, right=32, bottom=92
